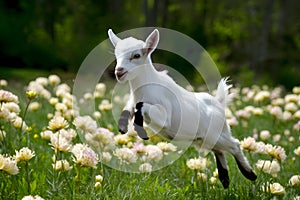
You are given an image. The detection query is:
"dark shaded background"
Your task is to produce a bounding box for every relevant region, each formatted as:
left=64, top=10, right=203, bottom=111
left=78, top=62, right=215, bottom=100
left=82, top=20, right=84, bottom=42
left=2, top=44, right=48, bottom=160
left=0, top=0, right=299, bottom=88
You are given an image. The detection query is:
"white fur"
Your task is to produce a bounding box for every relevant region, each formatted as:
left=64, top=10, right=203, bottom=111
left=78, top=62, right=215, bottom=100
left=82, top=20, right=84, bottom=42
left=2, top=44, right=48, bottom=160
left=108, top=29, right=255, bottom=180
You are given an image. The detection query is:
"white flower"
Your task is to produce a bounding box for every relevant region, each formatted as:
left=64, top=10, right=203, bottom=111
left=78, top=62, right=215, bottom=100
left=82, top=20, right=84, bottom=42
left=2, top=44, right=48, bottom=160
left=114, top=134, right=131, bottom=145
left=71, top=143, right=98, bottom=168
left=142, top=145, right=163, bottom=162
left=289, top=175, right=300, bottom=186
left=0, top=79, right=7, bottom=87
left=139, top=163, right=152, bottom=172
left=157, top=142, right=177, bottom=152
left=0, top=90, right=18, bottom=103
left=28, top=102, right=40, bottom=111
left=114, top=147, right=137, bottom=164
left=48, top=116, right=69, bottom=131
left=256, top=160, right=280, bottom=177
left=294, top=146, right=300, bottom=156
left=265, top=145, right=286, bottom=162
left=186, top=157, right=210, bottom=171
left=285, top=94, right=298, bottom=103
left=22, top=195, right=44, bottom=200
left=50, top=132, right=72, bottom=152
left=95, top=175, right=103, bottom=183
left=36, top=77, right=48, bottom=86
left=52, top=160, right=72, bottom=171
left=40, top=130, right=53, bottom=140
left=73, top=116, right=97, bottom=134
left=235, top=109, right=251, bottom=119
left=48, top=75, right=61, bottom=85
left=15, top=147, right=35, bottom=162
left=254, top=91, right=270, bottom=102
left=98, top=99, right=112, bottom=111
left=285, top=102, right=298, bottom=113
left=269, top=106, right=282, bottom=118
left=282, top=111, right=292, bottom=121
left=260, top=130, right=271, bottom=141
left=0, top=154, right=19, bottom=175
left=240, top=137, right=256, bottom=152
left=12, top=116, right=28, bottom=130
left=269, top=182, right=285, bottom=195
left=102, top=152, right=112, bottom=162
left=197, top=172, right=207, bottom=182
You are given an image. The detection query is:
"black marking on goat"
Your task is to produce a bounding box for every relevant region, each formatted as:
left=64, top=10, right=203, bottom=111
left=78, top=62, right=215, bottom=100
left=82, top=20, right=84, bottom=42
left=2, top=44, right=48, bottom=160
left=234, top=157, right=257, bottom=181
left=118, top=110, right=131, bottom=134
left=134, top=102, right=149, bottom=140
left=214, top=153, right=230, bottom=189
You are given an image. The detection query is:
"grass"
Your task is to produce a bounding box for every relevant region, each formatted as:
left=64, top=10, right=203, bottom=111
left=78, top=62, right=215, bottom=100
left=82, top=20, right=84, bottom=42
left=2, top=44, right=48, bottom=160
left=0, top=73, right=299, bottom=200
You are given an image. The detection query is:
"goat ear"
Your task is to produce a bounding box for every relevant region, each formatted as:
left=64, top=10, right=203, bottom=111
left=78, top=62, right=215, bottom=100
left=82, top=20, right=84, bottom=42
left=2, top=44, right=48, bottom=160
left=108, top=29, right=121, bottom=47
left=143, top=29, right=159, bottom=55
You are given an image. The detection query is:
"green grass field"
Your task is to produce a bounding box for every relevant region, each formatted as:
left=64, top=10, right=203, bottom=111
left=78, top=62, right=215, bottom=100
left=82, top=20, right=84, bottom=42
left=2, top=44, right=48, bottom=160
left=0, top=74, right=299, bottom=200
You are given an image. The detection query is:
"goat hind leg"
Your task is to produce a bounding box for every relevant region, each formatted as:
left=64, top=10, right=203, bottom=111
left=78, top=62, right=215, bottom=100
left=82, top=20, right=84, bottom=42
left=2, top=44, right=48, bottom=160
left=213, top=149, right=230, bottom=189
left=229, top=141, right=257, bottom=181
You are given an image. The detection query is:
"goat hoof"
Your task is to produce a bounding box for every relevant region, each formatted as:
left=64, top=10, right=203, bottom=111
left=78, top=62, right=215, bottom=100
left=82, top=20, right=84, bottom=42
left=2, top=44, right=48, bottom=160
left=133, top=124, right=149, bottom=140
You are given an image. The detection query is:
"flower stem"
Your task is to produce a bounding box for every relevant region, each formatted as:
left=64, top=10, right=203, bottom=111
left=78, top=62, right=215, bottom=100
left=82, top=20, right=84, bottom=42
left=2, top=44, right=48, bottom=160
left=76, top=165, right=81, bottom=194
left=25, top=161, right=31, bottom=194
left=21, top=99, right=31, bottom=147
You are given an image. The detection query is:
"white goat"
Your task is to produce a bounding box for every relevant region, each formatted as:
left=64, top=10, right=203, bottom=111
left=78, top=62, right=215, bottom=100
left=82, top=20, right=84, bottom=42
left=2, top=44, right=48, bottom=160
left=108, top=29, right=257, bottom=188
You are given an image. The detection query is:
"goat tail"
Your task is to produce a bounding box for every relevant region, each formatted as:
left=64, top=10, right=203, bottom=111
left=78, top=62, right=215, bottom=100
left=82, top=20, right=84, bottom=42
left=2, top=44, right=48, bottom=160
left=216, top=77, right=234, bottom=107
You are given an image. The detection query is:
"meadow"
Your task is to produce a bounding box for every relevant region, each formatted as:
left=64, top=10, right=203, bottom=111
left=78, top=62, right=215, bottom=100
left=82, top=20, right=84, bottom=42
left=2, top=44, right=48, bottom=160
left=0, top=74, right=299, bottom=200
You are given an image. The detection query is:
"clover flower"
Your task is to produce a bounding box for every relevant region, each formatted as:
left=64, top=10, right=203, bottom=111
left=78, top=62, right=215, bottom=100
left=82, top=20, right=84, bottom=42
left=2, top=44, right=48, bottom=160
left=22, top=195, right=45, bottom=200
left=28, top=102, right=40, bottom=111
left=139, top=163, right=153, bottom=172
left=114, top=147, right=137, bottom=164
left=260, top=130, right=271, bottom=141
left=256, top=160, right=280, bottom=177
left=73, top=115, right=97, bottom=134
left=12, top=116, right=28, bottom=130
left=262, top=182, right=285, bottom=195
left=142, top=145, right=163, bottom=162
left=48, top=116, right=69, bottom=131
left=71, top=143, right=98, bottom=168
left=0, top=90, right=19, bottom=104
left=0, top=79, right=7, bottom=87
left=48, top=74, right=61, bottom=85
left=240, top=137, right=256, bottom=152
left=15, top=147, right=35, bottom=162
left=114, top=134, right=132, bottom=145
left=0, top=154, right=19, bottom=175
left=197, top=172, right=207, bottom=182
left=289, top=175, right=300, bottom=186
left=294, top=146, right=300, bottom=156
left=50, top=132, right=72, bottom=152
left=102, top=152, right=112, bottom=162
left=265, top=145, right=286, bottom=162
left=52, top=160, right=72, bottom=171
left=157, top=142, right=177, bottom=152
left=186, top=157, right=210, bottom=171
left=98, top=99, right=112, bottom=111
left=26, top=90, right=37, bottom=100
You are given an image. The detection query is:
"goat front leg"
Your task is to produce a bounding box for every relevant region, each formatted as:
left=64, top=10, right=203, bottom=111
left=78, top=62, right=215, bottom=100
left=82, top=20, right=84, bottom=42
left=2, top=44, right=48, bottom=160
left=134, top=102, right=168, bottom=140
left=134, top=102, right=149, bottom=140
left=118, top=94, right=134, bottom=134
left=118, top=110, right=131, bottom=134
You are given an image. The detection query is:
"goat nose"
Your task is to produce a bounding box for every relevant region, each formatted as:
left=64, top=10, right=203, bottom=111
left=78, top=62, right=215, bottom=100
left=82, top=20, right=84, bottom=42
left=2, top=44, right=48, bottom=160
left=116, top=67, right=124, bottom=72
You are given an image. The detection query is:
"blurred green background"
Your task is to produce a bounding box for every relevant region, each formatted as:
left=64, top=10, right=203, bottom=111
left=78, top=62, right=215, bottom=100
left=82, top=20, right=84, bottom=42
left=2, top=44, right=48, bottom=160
left=0, top=0, right=299, bottom=88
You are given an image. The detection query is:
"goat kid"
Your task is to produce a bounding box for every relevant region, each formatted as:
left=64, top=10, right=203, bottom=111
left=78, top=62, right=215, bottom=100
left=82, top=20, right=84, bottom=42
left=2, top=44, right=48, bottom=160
left=108, top=29, right=257, bottom=188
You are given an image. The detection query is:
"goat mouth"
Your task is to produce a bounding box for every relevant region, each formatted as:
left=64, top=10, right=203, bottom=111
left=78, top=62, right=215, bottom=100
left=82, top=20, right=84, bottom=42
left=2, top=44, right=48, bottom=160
left=116, top=71, right=128, bottom=80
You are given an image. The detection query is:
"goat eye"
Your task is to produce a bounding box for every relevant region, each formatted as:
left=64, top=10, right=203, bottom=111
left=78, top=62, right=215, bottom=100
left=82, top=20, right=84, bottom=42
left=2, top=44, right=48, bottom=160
left=133, top=54, right=141, bottom=59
